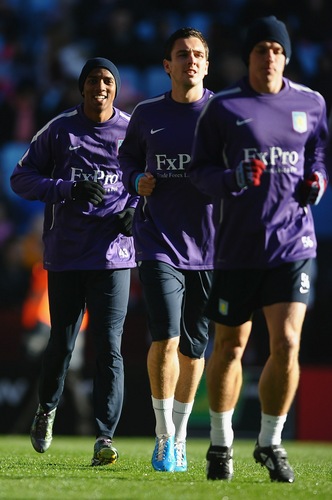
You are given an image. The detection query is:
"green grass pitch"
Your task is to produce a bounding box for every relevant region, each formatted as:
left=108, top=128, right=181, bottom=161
left=0, top=436, right=331, bottom=499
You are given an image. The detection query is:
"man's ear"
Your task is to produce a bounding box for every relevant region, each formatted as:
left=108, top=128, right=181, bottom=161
left=163, top=59, right=171, bottom=75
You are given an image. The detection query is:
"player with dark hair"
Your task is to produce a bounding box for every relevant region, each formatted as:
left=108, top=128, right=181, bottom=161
left=11, top=57, right=137, bottom=466
left=119, top=27, right=215, bottom=472
left=189, top=16, right=328, bottom=482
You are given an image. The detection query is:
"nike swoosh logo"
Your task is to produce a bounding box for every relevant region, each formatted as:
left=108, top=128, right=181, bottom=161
left=236, top=118, right=253, bottom=126
left=69, top=145, right=81, bottom=150
left=150, top=128, right=165, bottom=135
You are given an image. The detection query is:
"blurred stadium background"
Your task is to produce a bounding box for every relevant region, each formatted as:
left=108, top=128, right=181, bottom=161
left=1, top=0, right=331, bottom=441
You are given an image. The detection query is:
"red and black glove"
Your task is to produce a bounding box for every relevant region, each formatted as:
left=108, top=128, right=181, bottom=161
left=300, top=172, right=326, bottom=206
left=235, top=159, right=266, bottom=189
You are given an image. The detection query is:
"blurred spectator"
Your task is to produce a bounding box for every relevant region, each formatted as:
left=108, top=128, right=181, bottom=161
left=0, top=199, right=14, bottom=245
left=0, top=0, right=21, bottom=99
left=311, top=48, right=332, bottom=112
left=0, top=234, right=30, bottom=309
left=90, top=4, right=144, bottom=66
left=0, top=79, right=37, bottom=145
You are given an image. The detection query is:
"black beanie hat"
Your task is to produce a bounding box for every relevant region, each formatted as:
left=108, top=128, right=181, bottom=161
left=242, top=16, right=291, bottom=66
left=78, top=57, right=121, bottom=98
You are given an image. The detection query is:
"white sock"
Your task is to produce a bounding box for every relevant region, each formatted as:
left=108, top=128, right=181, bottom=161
left=172, top=400, right=194, bottom=442
left=152, top=396, right=175, bottom=437
left=209, top=408, right=234, bottom=447
left=258, top=412, right=287, bottom=447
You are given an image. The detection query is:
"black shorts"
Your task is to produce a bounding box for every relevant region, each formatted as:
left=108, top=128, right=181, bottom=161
left=205, top=259, right=313, bottom=326
left=138, top=260, right=212, bottom=358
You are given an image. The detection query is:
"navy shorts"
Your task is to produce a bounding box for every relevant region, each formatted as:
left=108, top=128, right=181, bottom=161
left=205, top=259, right=313, bottom=326
left=138, top=260, right=212, bottom=359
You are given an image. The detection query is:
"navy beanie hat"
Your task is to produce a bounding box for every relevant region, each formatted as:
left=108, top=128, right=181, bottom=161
left=243, top=16, right=291, bottom=65
left=78, top=57, right=121, bottom=97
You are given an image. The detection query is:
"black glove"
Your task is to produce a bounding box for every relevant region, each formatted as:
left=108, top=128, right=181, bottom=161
left=71, top=181, right=105, bottom=206
left=300, top=172, right=326, bottom=206
left=235, top=159, right=266, bottom=189
left=116, top=207, right=135, bottom=236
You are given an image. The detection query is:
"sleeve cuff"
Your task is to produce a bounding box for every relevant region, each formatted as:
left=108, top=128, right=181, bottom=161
left=134, top=173, right=145, bottom=193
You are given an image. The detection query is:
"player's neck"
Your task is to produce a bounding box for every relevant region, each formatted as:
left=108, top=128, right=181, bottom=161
left=83, top=105, right=114, bottom=123
left=249, top=75, right=284, bottom=95
left=171, top=83, right=204, bottom=104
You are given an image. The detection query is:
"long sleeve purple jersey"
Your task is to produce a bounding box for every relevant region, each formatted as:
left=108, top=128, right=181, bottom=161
left=118, top=90, right=215, bottom=270
left=10, top=104, right=137, bottom=271
left=189, top=77, right=328, bottom=269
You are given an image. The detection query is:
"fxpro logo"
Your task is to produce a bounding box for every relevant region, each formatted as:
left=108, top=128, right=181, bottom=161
left=243, top=147, right=299, bottom=167
left=155, top=154, right=191, bottom=171
left=70, top=167, right=119, bottom=185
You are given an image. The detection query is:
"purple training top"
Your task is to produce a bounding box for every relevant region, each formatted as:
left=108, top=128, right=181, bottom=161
left=118, top=89, right=215, bottom=270
left=189, top=77, right=328, bottom=269
left=10, top=104, right=137, bottom=271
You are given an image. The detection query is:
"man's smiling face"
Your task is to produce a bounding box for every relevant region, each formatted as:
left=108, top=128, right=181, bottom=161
left=83, top=67, right=116, bottom=122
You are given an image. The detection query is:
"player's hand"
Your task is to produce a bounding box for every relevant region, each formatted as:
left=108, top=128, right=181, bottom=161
left=136, top=172, right=156, bottom=196
left=71, top=181, right=105, bottom=206
left=116, top=207, right=135, bottom=236
left=235, top=159, right=266, bottom=189
left=300, top=172, right=326, bottom=206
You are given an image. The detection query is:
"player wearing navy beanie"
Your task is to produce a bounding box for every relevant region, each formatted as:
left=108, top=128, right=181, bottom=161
left=190, top=15, right=328, bottom=484
left=11, top=58, right=136, bottom=466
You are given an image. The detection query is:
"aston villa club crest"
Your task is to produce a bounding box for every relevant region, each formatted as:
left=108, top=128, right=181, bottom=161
left=292, top=112, right=307, bottom=133
left=219, top=299, right=229, bottom=316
